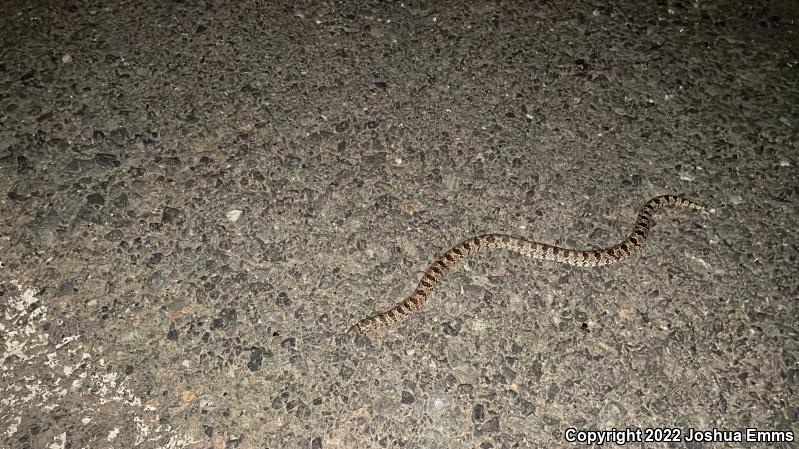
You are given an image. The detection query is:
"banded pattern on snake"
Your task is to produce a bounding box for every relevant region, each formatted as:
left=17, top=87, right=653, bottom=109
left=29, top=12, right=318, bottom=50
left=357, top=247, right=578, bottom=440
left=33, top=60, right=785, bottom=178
left=352, top=195, right=704, bottom=333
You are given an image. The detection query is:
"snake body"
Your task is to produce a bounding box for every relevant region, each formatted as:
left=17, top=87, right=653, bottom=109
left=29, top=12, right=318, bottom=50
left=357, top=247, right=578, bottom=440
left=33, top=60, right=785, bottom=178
left=353, top=195, right=704, bottom=333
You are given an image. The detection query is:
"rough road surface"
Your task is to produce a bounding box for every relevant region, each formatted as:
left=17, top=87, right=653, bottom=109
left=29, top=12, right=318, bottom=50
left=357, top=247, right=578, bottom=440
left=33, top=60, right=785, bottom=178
left=1, top=1, right=796, bottom=448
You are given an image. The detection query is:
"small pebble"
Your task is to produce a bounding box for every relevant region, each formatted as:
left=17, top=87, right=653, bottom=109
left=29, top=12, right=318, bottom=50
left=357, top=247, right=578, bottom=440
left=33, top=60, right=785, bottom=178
left=226, top=209, right=242, bottom=222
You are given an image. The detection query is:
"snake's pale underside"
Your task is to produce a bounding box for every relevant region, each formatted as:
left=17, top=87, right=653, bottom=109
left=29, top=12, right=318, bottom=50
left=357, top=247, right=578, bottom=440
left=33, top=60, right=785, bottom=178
left=353, top=195, right=704, bottom=333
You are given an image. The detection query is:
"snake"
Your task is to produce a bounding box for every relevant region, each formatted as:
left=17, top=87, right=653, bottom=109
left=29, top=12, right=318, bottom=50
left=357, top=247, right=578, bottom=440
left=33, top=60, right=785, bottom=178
left=352, top=195, right=704, bottom=333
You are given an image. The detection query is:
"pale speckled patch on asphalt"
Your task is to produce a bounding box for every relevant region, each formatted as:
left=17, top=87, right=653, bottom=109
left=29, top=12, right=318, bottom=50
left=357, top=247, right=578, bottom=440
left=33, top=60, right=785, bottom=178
left=0, top=274, right=198, bottom=448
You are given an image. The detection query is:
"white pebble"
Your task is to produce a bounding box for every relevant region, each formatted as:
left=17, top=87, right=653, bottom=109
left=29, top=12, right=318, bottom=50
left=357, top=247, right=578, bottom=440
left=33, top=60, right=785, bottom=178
left=226, top=209, right=242, bottom=222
